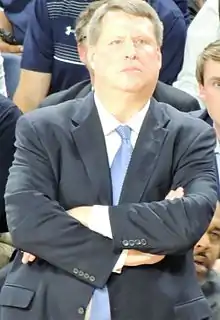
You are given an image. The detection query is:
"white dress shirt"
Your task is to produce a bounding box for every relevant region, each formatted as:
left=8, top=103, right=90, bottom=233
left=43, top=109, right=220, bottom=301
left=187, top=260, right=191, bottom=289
left=88, top=94, right=150, bottom=272
left=173, top=0, right=220, bottom=108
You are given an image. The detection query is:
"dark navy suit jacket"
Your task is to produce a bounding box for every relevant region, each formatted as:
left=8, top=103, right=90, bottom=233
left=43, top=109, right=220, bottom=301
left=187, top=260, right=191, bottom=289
left=0, top=94, right=217, bottom=320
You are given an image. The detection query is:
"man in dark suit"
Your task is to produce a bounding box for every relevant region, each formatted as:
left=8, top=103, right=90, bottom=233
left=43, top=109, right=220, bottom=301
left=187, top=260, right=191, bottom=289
left=1, top=1, right=217, bottom=320
left=0, top=95, right=21, bottom=268
left=40, top=0, right=200, bottom=112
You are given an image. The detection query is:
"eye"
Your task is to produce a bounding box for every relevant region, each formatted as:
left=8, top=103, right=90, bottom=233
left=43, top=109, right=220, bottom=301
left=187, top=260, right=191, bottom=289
left=109, top=39, right=122, bottom=45
left=213, top=82, right=220, bottom=87
left=210, top=232, right=220, bottom=241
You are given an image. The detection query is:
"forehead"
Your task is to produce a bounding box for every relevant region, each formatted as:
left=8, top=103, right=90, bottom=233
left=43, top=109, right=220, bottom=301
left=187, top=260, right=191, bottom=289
left=99, top=10, right=155, bottom=37
left=203, top=59, right=220, bottom=80
left=209, top=204, right=220, bottom=229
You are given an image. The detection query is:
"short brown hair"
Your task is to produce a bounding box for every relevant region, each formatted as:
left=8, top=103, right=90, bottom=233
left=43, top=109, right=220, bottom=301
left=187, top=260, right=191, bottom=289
left=196, top=40, right=220, bottom=85
left=75, top=0, right=107, bottom=43
left=86, top=0, right=163, bottom=47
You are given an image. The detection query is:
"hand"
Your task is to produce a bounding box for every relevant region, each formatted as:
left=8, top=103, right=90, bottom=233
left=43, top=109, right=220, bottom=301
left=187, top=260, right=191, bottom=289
left=22, top=252, right=36, bottom=264
left=0, top=40, right=23, bottom=53
left=166, top=187, right=184, bottom=200
left=125, top=250, right=164, bottom=266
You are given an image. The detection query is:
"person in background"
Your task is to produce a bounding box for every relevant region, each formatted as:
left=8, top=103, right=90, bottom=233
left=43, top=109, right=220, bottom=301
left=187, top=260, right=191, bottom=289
left=41, top=0, right=200, bottom=112
left=194, top=201, right=220, bottom=320
left=173, top=0, right=190, bottom=25
left=0, top=1, right=33, bottom=97
left=173, top=0, right=219, bottom=107
left=13, top=0, right=187, bottom=113
left=188, top=0, right=207, bottom=22
left=0, top=95, right=21, bottom=269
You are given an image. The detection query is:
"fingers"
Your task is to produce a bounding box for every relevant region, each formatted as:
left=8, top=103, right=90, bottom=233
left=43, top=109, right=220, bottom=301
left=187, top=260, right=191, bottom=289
left=125, top=250, right=165, bottom=266
left=22, top=252, right=36, bottom=264
left=166, top=187, right=184, bottom=200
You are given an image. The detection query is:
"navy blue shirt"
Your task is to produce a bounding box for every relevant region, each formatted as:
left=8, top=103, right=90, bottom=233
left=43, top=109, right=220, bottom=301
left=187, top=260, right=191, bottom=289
left=21, top=0, right=187, bottom=94
left=0, top=0, right=33, bottom=44
left=0, top=95, right=21, bottom=232
left=173, top=0, right=190, bottom=26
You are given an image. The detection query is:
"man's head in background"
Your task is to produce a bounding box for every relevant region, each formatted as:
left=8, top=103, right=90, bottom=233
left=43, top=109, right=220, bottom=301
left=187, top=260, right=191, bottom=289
left=197, top=40, right=220, bottom=139
left=75, top=0, right=107, bottom=82
left=194, top=202, right=220, bottom=282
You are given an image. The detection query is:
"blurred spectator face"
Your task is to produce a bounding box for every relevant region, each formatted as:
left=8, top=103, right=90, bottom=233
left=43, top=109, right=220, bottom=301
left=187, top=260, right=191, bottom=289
left=198, top=41, right=220, bottom=129
left=194, top=202, right=220, bottom=281
left=199, top=58, right=220, bottom=128
left=87, top=9, right=162, bottom=93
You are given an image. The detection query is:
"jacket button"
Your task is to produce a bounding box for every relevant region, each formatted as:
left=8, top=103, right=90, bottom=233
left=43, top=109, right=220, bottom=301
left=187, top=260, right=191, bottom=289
left=141, top=239, right=147, bottom=245
left=84, top=273, right=89, bottom=279
left=122, top=240, right=129, bottom=246
left=73, top=268, right=79, bottom=275
left=78, top=307, right=85, bottom=315
left=129, top=240, right=135, bottom=246
left=135, top=239, right=141, bottom=245
left=90, top=276, right=95, bottom=282
left=79, top=271, right=84, bottom=277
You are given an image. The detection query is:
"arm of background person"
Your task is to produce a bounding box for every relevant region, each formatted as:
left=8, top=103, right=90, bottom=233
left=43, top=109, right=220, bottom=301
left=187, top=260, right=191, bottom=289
left=13, top=0, right=52, bottom=112
left=0, top=10, right=23, bottom=53
left=173, top=0, right=219, bottom=105
left=0, top=97, right=21, bottom=232
left=159, top=8, right=187, bottom=84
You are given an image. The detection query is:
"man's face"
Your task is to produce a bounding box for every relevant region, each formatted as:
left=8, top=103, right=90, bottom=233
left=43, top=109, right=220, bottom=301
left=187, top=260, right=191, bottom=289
left=194, top=204, right=220, bottom=281
left=199, top=59, right=220, bottom=127
left=88, top=10, right=162, bottom=93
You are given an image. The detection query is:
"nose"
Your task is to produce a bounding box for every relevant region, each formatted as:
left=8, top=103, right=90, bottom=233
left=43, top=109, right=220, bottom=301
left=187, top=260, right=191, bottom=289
left=195, top=233, right=210, bottom=250
left=124, top=39, right=137, bottom=60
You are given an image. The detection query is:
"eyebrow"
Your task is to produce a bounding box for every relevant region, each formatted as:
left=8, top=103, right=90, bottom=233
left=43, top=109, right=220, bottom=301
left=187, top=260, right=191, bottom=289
left=209, top=76, right=220, bottom=81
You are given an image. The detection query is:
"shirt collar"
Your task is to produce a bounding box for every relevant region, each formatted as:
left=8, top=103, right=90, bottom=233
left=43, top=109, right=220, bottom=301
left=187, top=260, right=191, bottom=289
left=94, top=93, right=150, bottom=136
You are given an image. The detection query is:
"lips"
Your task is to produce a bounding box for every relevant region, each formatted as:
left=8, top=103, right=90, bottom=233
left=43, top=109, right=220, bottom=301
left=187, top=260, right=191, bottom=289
left=121, top=67, right=141, bottom=72
left=194, top=254, right=208, bottom=273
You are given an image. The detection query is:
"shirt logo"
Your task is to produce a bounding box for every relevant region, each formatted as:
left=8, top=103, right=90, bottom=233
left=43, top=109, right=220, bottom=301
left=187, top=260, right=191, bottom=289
left=65, top=26, right=75, bottom=36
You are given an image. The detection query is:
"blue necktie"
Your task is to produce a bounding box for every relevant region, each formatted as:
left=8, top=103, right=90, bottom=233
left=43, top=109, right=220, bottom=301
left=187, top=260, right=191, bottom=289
left=89, top=125, right=133, bottom=320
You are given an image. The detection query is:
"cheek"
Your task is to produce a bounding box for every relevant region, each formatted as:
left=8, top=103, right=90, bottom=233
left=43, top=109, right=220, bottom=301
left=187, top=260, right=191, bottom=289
left=209, top=246, right=220, bottom=265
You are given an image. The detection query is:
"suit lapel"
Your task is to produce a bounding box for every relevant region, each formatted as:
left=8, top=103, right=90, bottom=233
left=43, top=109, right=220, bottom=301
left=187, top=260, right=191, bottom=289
left=70, top=92, right=112, bottom=205
left=120, top=98, right=170, bottom=203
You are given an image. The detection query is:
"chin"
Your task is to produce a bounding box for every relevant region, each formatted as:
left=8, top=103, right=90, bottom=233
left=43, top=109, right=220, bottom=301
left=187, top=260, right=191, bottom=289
left=115, top=82, right=146, bottom=93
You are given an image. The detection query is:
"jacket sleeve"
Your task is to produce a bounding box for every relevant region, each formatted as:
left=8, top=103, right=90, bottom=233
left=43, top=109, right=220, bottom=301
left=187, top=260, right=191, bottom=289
left=109, top=127, right=217, bottom=255
left=5, top=115, right=119, bottom=288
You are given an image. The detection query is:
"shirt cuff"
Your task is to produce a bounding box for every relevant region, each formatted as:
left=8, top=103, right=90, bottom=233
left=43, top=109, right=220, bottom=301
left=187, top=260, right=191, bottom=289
left=88, top=205, right=112, bottom=238
left=113, top=250, right=128, bottom=274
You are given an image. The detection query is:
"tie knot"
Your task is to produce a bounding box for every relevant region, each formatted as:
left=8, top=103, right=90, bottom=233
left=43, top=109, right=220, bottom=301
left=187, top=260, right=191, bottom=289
left=116, top=125, right=131, bottom=141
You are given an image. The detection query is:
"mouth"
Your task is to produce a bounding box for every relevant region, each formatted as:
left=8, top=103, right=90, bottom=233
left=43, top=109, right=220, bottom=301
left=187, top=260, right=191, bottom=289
left=121, top=67, right=141, bottom=72
left=194, top=255, right=208, bottom=273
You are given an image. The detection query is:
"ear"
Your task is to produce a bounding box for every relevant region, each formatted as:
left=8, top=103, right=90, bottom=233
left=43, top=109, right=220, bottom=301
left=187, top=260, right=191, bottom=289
left=77, top=44, right=87, bottom=64
left=156, top=47, right=162, bottom=70
left=87, top=46, right=96, bottom=70
left=198, top=83, right=206, bottom=101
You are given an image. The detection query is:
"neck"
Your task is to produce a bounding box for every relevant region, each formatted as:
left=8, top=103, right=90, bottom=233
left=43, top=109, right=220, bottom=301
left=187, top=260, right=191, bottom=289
left=94, top=85, right=154, bottom=123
